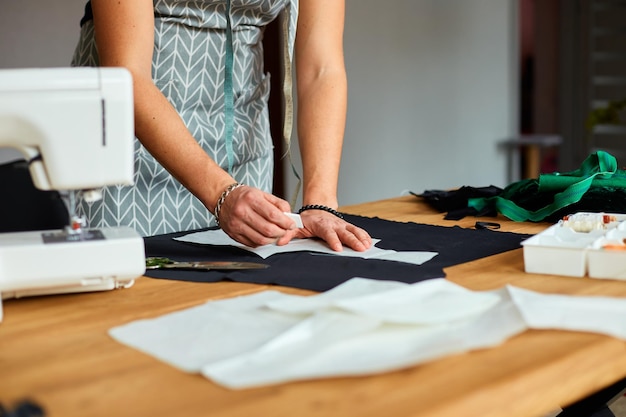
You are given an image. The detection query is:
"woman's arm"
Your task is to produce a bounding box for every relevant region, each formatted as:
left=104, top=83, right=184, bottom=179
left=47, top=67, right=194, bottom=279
left=279, top=0, right=371, bottom=251
left=91, top=0, right=235, bottom=211
left=90, top=0, right=294, bottom=245
left=295, top=0, right=347, bottom=209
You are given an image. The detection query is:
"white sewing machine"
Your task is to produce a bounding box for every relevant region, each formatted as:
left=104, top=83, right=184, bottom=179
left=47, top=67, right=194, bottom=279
left=0, top=67, right=146, bottom=322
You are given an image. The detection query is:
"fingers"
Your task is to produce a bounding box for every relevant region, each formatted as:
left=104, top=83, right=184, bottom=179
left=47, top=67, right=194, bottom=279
left=322, top=223, right=372, bottom=252
left=340, top=224, right=373, bottom=251
left=218, top=186, right=298, bottom=247
left=264, top=193, right=293, bottom=215
left=298, top=211, right=373, bottom=252
left=275, top=228, right=297, bottom=247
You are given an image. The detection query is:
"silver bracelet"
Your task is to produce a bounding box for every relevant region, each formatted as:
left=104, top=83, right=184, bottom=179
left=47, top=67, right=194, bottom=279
left=214, top=183, right=244, bottom=226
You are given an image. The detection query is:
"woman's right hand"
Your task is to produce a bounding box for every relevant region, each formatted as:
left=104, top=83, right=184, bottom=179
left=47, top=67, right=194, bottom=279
left=215, top=185, right=299, bottom=247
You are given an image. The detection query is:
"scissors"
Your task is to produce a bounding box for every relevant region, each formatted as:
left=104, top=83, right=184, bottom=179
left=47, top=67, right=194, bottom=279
left=145, top=257, right=269, bottom=270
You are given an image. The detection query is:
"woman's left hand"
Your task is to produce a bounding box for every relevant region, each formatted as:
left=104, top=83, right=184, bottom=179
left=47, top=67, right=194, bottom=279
left=276, top=210, right=372, bottom=252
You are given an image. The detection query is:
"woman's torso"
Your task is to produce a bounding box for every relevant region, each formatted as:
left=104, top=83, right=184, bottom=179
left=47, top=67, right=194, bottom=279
left=71, top=0, right=297, bottom=236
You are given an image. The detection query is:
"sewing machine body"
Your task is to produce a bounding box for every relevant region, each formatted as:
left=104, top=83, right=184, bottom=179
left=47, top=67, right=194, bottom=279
left=0, top=67, right=145, bottom=322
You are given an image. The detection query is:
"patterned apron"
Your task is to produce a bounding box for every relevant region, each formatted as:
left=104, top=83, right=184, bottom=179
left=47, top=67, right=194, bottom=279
left=71, top=0, right=298, bottom=236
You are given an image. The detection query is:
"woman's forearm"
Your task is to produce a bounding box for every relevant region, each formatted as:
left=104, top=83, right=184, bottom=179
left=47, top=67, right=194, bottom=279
left=297, top=68, right=347, bottom=208
left=130, top=72, right=235, bottom=212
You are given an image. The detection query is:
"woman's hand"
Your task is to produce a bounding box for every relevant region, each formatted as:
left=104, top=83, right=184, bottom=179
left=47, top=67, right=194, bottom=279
left=217, top=186, right=298, bottom=247
left=277, top=209, right=372, bottom=252
left=290, top=0, right=366, bottom=252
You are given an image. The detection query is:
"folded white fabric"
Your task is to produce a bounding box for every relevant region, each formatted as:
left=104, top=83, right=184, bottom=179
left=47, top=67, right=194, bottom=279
left=109, top=277, right=626, bottom=389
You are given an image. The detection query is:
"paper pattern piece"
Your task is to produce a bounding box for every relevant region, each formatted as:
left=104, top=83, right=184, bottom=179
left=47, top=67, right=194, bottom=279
left=175, top=229, right=438, bottom=265
left=109, top=277, right=626, bottom=389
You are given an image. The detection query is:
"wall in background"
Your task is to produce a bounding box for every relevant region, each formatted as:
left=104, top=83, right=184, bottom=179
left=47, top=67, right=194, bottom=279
left=286, top=0, right=518, bottom=206
left=0, top=0, right=86, bottom=163
left=0, top=0, right=518, bottom=207
left=0, top=0, right=86, bottom=69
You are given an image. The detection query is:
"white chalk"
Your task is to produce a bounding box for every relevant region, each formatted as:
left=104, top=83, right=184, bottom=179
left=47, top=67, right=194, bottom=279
left=284, top=212, right=304, bottom=228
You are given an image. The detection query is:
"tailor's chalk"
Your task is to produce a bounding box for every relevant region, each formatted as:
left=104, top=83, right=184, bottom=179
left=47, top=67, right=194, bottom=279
left=284, top=212, right=304, bottom=228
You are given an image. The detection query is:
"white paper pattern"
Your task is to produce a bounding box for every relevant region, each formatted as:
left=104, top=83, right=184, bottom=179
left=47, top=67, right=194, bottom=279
left=175, top=229, right=438, bottom=265
left=109, top=278, right=626, bottom=389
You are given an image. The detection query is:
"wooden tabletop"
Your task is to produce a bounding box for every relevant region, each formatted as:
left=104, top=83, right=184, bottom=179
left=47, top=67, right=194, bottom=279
left=3, top=195, right=626, bottom=417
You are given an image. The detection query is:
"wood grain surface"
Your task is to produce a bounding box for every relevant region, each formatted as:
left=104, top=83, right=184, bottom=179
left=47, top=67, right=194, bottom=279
left=2, top=195, right=626, bottom=417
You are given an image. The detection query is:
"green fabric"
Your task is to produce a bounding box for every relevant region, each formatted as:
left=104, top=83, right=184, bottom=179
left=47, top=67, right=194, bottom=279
left=468, top=151, right=626, bottom=222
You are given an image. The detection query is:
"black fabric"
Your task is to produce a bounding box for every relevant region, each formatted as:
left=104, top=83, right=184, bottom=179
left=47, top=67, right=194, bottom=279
left=413, top=186, right=502, bottom=220
left=80, top=1, right=93, bottom=27
left=417, top=182, right=626, bottom=224
left=0, top=160, right=69, bottom=232
left=143, top=214, right=533, bottom=292
left=556, top=376, right=626, bottom=417
left=0, top=399, right=46, bottom=417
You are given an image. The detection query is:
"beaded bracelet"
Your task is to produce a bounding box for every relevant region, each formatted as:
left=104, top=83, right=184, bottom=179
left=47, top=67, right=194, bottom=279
left=297, top=204, right=344, bottom=219
left=214, top=182, right=244, bottom=226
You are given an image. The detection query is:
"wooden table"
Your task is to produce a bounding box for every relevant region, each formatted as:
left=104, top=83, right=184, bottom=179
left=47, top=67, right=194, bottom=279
left=3, top=195, right=626, bottom=417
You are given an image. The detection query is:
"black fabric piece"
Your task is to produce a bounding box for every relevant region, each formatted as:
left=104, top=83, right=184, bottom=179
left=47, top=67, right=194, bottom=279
left=475, top=221, right=501, bottom=230
left=556, top=376, right=626, bottom=417
left=412, top=186, right=502, bottom=220
left=0, top=160, right=69, bottom=233
left=79, top=1, right=93, bottom=27
left=143, top=214, right=532, bottom=292
left=0, top=399, right=46, bottom=417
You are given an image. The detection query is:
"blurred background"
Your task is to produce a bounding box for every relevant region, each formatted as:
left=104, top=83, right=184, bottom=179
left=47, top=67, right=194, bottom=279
left=0, top=0, right=624, bottom=206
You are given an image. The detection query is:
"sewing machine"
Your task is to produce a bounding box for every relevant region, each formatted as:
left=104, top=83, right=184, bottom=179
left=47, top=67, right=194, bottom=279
left=0, top=67, right=146, bottom=322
